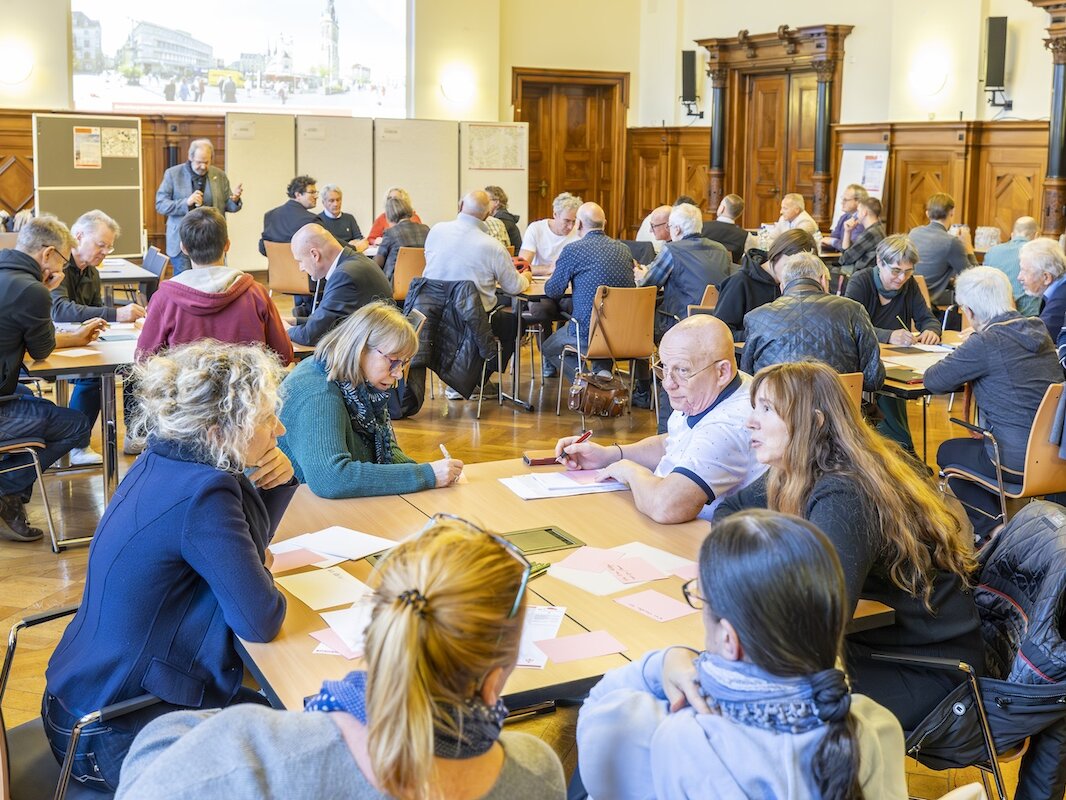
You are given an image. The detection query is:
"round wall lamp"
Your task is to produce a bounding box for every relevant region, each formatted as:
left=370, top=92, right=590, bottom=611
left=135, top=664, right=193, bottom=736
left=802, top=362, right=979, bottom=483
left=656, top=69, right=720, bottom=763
left=0, top=39, right=35, bottom=86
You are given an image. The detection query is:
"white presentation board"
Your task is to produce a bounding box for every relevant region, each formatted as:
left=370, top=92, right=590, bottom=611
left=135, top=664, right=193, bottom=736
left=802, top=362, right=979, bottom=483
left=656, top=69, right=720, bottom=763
left=297, top=116, right=374, bottom=241
left=460, top=122, right=529, bottom=237
left=834, top=145, right=889, bottom=225
left=373, top=119, right=459, bottom=228
left=225, top=113, right=296, bottom=271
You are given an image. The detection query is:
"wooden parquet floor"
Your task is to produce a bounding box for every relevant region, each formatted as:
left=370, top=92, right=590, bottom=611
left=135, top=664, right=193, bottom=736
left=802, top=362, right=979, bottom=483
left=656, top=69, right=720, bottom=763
left=0, top=328, right=1012, bottom=797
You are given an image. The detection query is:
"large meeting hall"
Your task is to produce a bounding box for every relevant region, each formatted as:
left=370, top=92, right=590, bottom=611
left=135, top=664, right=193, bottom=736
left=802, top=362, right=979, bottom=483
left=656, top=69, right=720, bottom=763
left=3, top=1, right=1066, bottom=798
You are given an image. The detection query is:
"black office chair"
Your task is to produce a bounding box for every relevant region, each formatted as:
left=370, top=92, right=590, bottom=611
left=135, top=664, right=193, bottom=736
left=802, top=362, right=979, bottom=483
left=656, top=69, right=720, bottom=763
left=621, top=240, right=657, bottom=265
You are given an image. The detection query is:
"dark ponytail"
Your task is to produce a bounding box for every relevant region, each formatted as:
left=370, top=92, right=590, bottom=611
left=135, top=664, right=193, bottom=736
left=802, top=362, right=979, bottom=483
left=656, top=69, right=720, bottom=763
left=701, top=510, right=865, bottom=800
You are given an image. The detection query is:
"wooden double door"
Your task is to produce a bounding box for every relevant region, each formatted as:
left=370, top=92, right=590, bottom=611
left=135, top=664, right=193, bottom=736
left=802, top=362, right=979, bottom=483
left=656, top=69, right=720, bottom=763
left=514, top=70, right=627, bottom=234
left=743, top=71, right=819, bottom=227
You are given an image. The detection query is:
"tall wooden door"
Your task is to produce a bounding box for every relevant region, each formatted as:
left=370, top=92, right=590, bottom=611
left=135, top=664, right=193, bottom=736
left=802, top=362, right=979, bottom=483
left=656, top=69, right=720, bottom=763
left=744, top=71, right=818, bottom=227
left=517, top=80, right=623, bottom=232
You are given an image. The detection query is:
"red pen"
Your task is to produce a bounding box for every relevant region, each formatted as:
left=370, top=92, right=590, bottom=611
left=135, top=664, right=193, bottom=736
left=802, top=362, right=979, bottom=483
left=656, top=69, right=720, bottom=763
left=557, top=429, right=593, bottom=464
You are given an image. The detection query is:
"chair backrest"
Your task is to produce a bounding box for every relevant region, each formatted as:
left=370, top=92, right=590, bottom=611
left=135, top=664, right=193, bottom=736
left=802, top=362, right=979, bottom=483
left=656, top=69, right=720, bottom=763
left=265, top=241, right=308, bottom=295
left=912, top=273, right=932, bottom=308
left=686, top=284, right=719, bottom=316
left=0, top=232, right=18, bottom=250
left=586, top=285, right=658, bottom=360
left=392, top=247, right=426, bottom=302
left=141, top=246, right=170, bottom=280
left=1019, top=382, right=1066, bottom=496
left=837, top=372, right=863, bottom=411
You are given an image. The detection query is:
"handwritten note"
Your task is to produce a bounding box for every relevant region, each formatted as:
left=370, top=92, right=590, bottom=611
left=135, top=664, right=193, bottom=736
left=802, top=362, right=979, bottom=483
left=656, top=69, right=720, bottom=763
left=516, top=606, right=566, bottom=669
left=309, top=628, right=362, bottom=660
left=555, top=547, right=616, bottom=573
left=606, top=556, right=666, bottom=584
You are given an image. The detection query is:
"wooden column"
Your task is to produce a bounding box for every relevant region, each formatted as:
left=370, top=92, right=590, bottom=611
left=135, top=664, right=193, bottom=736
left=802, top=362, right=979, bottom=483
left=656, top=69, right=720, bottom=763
left=1031, top=1, right=1066, bottom=235
left=811, top=58, right=837, bottom=229
left=707, top=67, right=728, bottom=212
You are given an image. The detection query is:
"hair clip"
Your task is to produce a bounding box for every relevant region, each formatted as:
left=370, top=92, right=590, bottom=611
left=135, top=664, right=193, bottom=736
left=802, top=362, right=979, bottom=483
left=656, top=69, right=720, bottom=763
left=397, top=589, right=429, bottom=616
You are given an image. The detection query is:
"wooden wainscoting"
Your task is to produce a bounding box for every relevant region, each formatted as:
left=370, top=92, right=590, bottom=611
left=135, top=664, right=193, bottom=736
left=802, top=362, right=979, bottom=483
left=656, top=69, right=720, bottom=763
left=833, top=121, right=1048, bottom=241
left=0, top=109, right=226, bottom=251
left=623, top=127, right=710, bottom=237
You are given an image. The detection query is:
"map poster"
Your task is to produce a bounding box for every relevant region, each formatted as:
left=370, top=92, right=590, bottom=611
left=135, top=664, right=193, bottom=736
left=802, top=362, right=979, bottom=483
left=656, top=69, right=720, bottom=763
left=467, top=124, right=525, bottom=171
left=73, top=126, right=102, bottom=169
left=101, top=126, right=139, bottom=158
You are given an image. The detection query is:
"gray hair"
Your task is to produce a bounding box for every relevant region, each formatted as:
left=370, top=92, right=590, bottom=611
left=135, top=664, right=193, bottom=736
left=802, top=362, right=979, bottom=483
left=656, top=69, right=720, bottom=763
left=782, top=193, right=806, bottom=211
left=954, top=266, right=1015, bottom=325
left=321, top=184, right=342, bottom=198
left=384, top=186, right=412, bottom=206
left=552, top=192, right=582, bottom=216
left=669, top=203, right=703, bottom=237
left=315, top=301, right=417, bottom=383
left=129, top=341, right=285, bottom=472
left=845, top=183, right=869, bottom=202
left=779, top=251, right=829, bottom=285
left=720, top=193, right=744, bottom=218
left=71, top=209, right=121, bottom=238
left=876, top=234, right=918, bottom=268
left=1013, top=216, right=1039, bottom=240
left=1020, top=238, right=1066, bottom=281
left=16, top=214, right=76, bottom=254
left=188, top=138, right=214, bottom=159
left=385, top=195, right=413, bottom=224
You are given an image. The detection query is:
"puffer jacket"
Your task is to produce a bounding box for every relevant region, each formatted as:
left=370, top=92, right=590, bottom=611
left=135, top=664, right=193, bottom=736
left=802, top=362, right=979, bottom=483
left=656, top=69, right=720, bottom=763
left=977, top=500, right=1066, bottom=684
left=740, top=277, right=885, bottom=391
left=402, top=278, right=495, bottom=410
left=713, top=249, right=778, bottom=341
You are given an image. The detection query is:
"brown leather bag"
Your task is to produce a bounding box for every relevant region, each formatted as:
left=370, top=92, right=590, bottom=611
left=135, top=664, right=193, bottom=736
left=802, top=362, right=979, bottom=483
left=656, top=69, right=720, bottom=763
left=567, top=289, right=629, bottom=417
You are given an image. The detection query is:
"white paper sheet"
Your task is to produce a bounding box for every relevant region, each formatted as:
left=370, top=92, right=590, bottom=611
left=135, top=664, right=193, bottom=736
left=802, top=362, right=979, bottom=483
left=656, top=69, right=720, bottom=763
left=285, top=526, right=397, bottom=562
left=515, top=606, right=567, bottom=668
left=320, top=600, right=374, bottom=653
left=275, top=567, right=372, bottom=610
left=269, top=538, right=344, bottom=569
left=49, top=348, right=98, bottom=358
left=500, top=475, right=630, bottom=500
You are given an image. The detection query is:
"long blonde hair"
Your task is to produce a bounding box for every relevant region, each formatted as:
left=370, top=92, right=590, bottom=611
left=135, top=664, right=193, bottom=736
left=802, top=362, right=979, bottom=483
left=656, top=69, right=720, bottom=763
left=364, top=520, right=526, bottom=800
left=751, top=361, right=975, bottom=604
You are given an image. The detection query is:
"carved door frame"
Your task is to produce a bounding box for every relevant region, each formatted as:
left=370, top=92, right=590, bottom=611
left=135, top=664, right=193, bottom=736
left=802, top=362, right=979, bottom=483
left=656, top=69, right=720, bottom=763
left=511, top=67, right=630, bottom=235
left=695, top=25, right=851, bottom=227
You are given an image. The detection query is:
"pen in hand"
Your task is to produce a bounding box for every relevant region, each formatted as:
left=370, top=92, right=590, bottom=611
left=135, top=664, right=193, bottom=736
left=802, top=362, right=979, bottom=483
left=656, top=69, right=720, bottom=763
left=440, top=444, right=451, bottom=459
left=557, top=429, right=593, bottom=465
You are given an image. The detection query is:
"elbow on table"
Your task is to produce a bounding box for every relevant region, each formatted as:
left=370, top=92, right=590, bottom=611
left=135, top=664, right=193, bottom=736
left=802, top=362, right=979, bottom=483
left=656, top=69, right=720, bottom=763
left=304, top=473, right=351, bottom=500
left=643, top=498, right=698, bottom=526
left=235, top=598, right=286, bottom=643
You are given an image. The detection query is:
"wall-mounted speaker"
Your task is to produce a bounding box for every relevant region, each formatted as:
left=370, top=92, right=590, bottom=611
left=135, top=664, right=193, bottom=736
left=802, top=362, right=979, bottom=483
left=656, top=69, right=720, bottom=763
left=985, top=16, right=1007, bottom=89
left=681, top=50, right=696, bottom=103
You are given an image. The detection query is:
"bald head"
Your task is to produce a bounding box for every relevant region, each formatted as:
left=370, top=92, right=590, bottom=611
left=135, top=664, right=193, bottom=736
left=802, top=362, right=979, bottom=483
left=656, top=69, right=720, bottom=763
left=649, top=205, right=672, bottom=242
left=577, top=202, right=606, bottom=235
left=461, top=190, right=492, bottom=220
left=658, top=314, right=738, bottom=416
left=1013, top=216, right=1039, bottom=241
left=291, top=223, right=343, bottom=280
left=661, top=314, right=735, bottom=364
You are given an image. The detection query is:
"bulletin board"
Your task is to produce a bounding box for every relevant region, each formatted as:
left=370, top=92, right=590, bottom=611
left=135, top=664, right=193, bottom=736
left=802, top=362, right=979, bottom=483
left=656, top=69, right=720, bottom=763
left=373, top=119, right=459, bottom=227
left=297, top=116, right=374, bottom=238
left=834, top=144, right=889, bottom=222
left=33, top=113, right=143, bottom=257
left=460, top=121, right=529, bottom=236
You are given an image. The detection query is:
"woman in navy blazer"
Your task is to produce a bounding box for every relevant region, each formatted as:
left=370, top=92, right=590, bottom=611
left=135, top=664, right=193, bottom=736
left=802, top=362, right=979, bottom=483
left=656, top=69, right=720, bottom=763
left=42, top=341, right=297, bottom=793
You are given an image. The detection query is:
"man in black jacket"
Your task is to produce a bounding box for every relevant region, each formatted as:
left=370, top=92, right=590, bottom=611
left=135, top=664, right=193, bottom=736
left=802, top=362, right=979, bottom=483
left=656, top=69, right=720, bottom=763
left=741, top=251, right=884, bottom=391
left=0, top=217, right=102, bottom=541
left=701, top=194, right=754, bottom=263
left=258, top=175, right=319, bottom=256
left=287, top=224, right=393, bottom=346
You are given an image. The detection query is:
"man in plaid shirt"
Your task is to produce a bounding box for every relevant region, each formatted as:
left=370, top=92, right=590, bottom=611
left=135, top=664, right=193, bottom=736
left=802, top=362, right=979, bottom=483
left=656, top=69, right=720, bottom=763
left=838, top=196, right=885, bottom=275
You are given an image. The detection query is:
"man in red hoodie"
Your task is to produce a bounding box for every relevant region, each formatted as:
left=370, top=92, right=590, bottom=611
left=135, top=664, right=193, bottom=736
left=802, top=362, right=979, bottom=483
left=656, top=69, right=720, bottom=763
left=125, top=207, right=293, bottom=453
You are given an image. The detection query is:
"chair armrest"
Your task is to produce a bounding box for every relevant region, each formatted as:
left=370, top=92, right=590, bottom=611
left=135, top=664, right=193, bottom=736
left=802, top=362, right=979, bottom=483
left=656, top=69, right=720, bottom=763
left=949, top=417, right=988, bottom=436
left=871, top=651, right=976, bottom=675
left=97, top=693, right=162, bottom=723
left=20, top=604, right=79, bottom=628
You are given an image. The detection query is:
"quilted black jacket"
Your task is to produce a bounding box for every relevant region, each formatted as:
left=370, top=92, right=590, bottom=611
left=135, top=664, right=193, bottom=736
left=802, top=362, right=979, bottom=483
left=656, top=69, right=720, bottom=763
left=402, top=278, right=495, bottom=411
left=740, top=277, right=885, bottom=391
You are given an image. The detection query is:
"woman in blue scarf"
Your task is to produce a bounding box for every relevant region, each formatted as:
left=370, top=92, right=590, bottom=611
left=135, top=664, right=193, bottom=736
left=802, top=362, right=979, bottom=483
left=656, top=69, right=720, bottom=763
left=575, top=510, right=908, bottom=800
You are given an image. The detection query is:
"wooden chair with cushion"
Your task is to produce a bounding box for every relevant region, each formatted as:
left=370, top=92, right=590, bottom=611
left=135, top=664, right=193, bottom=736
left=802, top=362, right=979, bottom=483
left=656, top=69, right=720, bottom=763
left=556, top=285, right=658, bottom=426
left=265, top=241, right=310, bottom=297
left=913, top=273, right=933, bottom=308
left=392, top=247, right=426, bottom=302
left=940, top=382, right=1066, bottom=527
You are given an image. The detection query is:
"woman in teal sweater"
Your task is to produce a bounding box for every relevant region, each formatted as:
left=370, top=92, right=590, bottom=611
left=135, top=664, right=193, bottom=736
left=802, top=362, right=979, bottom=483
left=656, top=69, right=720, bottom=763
left=280, top=302, right=463, bottom=498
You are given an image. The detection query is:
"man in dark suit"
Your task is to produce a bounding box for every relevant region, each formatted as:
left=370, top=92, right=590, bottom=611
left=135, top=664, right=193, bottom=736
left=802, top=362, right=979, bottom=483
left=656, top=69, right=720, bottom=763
left=701, top=194, right=754, bottom=264
left=1018, top=237, right=1066, bottom=342
left=258, top=175, right=319, bottom=256
left=287, top=224, right=393, bottom=346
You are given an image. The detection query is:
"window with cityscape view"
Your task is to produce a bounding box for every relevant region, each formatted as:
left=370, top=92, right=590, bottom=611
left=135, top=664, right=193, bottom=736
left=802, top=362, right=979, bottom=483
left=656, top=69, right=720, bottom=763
left=71, top=0, right=407, bottom=117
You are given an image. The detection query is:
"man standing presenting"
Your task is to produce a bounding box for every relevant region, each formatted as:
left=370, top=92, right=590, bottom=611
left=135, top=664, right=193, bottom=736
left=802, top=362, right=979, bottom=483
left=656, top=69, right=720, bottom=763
left=155, top=139, right=242, bottom=275
left=51, top=210, right=146, bottom=466
left=317, top=184, right=368, bottom=253
left=0, top=217, right=102, bottom=541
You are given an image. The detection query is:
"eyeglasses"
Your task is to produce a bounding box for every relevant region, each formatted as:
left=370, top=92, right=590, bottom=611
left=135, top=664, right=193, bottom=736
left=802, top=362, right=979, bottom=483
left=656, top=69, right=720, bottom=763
left=681, top=578, right=708, bottom=610
left=650, top=221, right=669, bottom=230
left=93, top=240, right=115, bottom=255
left=652, top=358, right=721, bottom=385
left=50, top=246, right=71, bottom=264
left=883, top=266, right=914, bottom=279
left=374, top=348, right=410, bottom=373
left=424, top=513, right=531, bottom=618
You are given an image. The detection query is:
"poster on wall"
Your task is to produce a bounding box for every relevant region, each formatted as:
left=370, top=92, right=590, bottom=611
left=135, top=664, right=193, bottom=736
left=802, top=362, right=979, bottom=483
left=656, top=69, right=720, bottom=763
left=101, top=127, right=139, bottom=158
left=466, top=124, right=526, bottom=171
left=73, top=126, right=102, bottom=169
left=860, top=153, right=887, bottom=195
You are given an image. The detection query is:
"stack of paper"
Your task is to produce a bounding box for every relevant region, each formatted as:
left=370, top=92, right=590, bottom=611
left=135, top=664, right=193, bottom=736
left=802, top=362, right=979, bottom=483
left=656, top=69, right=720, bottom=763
left=549, top=542, right=696, bottom=596
left=275, top=566, right=372, bottom=610
left=284, top=526, right=397, bottom=561
left=501, top=471, right=629, bottom=500
left=311, top=599, right=376, bottom=659
left=515, top=606, right=567, bottom=669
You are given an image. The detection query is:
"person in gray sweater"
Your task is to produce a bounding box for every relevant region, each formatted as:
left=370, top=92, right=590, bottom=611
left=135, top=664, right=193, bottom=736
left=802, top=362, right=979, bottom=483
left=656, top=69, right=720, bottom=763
left=117, top=517, right=565, bottom=800
left=925, top=267, right=1063, bottom=540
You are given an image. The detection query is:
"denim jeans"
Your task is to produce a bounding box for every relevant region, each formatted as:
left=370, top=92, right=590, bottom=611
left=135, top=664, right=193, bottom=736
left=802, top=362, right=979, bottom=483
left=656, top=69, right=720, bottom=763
left=541, top=323, right=612, bottom=382
left=0, top=395, right=90, bottom=497
left=69, top=378, right=101, bottom=448
left=168, top=251, right=190, bottom=276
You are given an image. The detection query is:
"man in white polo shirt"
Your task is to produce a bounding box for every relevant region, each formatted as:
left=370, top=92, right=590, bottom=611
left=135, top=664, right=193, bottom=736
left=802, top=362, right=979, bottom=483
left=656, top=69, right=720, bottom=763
left=554, top=315, right=764, bottom=524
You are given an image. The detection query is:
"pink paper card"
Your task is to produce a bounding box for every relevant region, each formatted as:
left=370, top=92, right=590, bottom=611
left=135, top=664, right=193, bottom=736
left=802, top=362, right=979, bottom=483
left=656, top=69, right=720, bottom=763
left=562, top=469, right=621, bottom=486
left=269, top=547, right=324, bottom=574
left=606, top=556, right=666, bottom=584
left=533, top=630, right=626, bottom=664
left=671, top=563, right=699, bottom=581
left=555, top=546, right=617, bottom=573
left=615, top=590, right=699, bottom=622
left=309, top=628, right=362, bottom=660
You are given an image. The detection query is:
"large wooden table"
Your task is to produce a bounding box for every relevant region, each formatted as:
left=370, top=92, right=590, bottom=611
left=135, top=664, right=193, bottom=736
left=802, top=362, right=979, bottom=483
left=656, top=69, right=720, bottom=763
left=97, top=258, right=159, bottom=305
left=238, top=459, right=894, bottom=711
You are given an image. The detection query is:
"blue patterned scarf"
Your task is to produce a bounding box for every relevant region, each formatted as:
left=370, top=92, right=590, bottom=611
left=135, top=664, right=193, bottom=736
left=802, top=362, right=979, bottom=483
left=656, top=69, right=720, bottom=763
left=696, top=652, right=851, bottom=734
left=335, top=380, right=394, bottom=465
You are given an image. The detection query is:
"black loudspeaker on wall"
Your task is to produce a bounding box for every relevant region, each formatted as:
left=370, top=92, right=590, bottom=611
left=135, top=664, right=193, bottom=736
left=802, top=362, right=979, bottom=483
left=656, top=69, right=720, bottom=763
left=986, top=16, right=1007, bottom=89
left=681, top=50, right=697, bottom=103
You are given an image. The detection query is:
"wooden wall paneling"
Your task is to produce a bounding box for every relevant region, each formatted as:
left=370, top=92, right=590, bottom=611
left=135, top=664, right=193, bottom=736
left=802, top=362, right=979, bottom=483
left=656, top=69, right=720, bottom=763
left=675, top=128, right=710, bottom=215
left=787, top=72, right=819, bottom=213
left=0, top=111, right=35, bottom=218
left=974, top=122, right=1048, bottom=242
left=622, top=127, right=711, bottom=237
